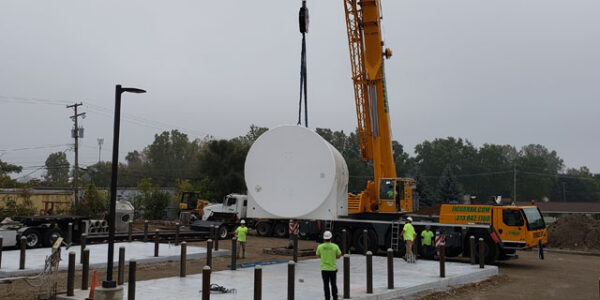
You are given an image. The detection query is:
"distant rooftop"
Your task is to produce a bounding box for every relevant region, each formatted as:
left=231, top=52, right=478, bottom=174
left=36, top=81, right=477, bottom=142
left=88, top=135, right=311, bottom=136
left=517, top=201, right=600, bottom=213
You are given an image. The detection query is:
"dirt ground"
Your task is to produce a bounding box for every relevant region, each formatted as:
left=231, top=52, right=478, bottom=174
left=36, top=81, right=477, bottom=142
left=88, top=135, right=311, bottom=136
left=1, top=233, right=599, bottom=299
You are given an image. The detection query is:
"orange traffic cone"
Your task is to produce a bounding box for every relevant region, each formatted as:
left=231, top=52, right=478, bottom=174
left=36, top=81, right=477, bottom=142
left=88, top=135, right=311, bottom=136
left=88, top=270, right=98, bottom=299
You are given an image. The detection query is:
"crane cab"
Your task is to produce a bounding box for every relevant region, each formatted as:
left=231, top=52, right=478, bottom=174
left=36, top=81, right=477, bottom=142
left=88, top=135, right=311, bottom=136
left=378, top=178, right=416, bottom=213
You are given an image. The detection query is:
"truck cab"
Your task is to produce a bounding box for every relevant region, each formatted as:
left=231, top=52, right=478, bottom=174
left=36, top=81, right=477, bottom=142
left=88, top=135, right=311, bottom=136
left=201, top=194, right=248, bottom=221
left=493, top=206, right=548, bottom=249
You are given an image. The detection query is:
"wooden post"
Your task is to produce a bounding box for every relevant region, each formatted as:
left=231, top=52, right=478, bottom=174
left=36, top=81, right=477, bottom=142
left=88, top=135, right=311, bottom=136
left=362, top=229, right=368, bottom=254
left=366, top=251, right=373, bottom=293
left=231, top=237, right=237, bottom=270
left=343, top=254, right=350, bottom=299
left=175, top=222, right=180, bottom=245
left=440, top=244, right=446, bottom=278
left=479, top=238, right=485, bottom=268
left=470, top=236, right=476, bottom=264
left=287, top=261, right=295, bottom=300
left=80, top=233, right=87, bottom=264
left=67, top=222, right=73, bottom=245
left=82, top=248, right=89, bottom=290
left=118, top=246, right=125, bottom=285
left=342, top=229, right=347, bottom=254
left=128, top=259, right=137, bottom=300
left=19, top=236, right=26, bottom=270
left=254, top=266, right=262, bottom=300
left=67, top=251, right=75, bottom=296
left=143, top=220, right=148, bottom=242
left=180, top=241, right=187, bottom=277
left=387, top=248, right=394, bottom=289
left=154, top=229, right=160, bottom=257
left=128, top=221, right=133, bottom=242
left=207, top=239, right=213, bottom=268
left=202, top=266, right=211, bottom=300
left=292, top=234, right=298, bottom=263
left=213, top=226, right=219, bottom=251
left=0, top=236, right=3, bottom=269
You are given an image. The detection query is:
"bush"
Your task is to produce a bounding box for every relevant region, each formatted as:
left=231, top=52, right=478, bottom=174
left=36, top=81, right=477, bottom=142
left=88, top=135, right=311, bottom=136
left=75, top=183, right=108, bottom=218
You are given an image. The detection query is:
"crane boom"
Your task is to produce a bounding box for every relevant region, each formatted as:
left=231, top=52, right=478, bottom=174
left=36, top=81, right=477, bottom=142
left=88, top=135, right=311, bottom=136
left=343, top=0, right=416, bottom=214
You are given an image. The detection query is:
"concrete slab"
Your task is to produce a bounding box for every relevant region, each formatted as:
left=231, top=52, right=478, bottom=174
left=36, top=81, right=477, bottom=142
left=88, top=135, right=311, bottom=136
left=0, top=242, right=228, bottom=279
left=59, top=255, right=497, bottom=300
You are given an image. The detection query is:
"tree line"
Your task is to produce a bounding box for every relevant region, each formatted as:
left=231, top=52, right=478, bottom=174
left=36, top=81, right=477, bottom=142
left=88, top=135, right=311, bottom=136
left=2, top=125, right=599, bottom=205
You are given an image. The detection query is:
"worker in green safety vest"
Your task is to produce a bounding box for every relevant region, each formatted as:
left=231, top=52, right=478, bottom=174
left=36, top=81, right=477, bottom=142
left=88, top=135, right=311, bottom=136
left=402, top=217, right=417, bottom=263
left=316, top=231, right=341, bottom=300
left=234, top=219, right=248, bottom=259
left=421, top=225, right=434, bottom=259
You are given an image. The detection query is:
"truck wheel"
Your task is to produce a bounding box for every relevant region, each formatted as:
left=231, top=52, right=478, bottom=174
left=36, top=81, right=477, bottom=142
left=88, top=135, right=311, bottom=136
left=22, top=229, right=42, bottom=248
left=43, top=228, right=64, bottom=247
left=352, top=229, right=378, bottom=254
left=255, top=222, right=273, bottom=237
left=474, top=236, right=498, bottom=264
left=217, top=226, right=229, bottom=239
left=273, top=222, right=288, bottom=238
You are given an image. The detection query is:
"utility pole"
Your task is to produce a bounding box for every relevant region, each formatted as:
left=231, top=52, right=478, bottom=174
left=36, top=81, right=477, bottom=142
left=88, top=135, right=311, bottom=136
left=97, top=138, right=104, bottom=163
left=67, top=102, right=85, bottom=208
left=513, top=164, right=517, bottom=204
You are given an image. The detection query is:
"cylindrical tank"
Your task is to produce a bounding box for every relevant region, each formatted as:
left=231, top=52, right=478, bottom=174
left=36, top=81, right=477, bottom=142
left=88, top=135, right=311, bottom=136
left=244, top=125, right=348, bottom=220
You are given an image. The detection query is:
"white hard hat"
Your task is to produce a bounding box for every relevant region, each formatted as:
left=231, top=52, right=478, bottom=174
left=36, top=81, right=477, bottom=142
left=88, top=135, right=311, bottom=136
left=406, top=217, right=413, bottom=222
left=240, top=219, right=246, bottom=224
left=323, top=231, right=332, bottom=240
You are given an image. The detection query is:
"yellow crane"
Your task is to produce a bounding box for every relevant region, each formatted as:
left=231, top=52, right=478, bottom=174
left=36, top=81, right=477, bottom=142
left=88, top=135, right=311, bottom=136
left=343, top=0, right=416, bottom=214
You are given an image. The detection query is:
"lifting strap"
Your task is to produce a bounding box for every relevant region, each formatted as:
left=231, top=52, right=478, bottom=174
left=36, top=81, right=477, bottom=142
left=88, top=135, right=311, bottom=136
left=297, top=0, right=309, bottom=127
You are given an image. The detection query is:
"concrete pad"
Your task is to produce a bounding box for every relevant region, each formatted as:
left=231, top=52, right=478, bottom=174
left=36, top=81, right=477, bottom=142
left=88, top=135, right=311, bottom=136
left=59, top=255, right=497, bottom=300
left=0, top=242, right=228, bottom=279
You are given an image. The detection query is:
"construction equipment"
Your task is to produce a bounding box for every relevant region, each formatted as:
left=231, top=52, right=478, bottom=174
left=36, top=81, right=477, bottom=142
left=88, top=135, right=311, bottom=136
left=343, top=0, right=416, bottom=214
left=178, top=191, right=209, bottom=221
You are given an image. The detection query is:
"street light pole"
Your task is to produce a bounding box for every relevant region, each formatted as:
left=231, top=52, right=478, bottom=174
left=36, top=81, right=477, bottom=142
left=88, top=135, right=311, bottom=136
left=103, top=84, right=146, bottom=289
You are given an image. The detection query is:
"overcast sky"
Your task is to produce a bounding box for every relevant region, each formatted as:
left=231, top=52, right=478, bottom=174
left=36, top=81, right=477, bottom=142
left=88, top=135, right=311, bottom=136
left=1, top=0, right=599, bottom=180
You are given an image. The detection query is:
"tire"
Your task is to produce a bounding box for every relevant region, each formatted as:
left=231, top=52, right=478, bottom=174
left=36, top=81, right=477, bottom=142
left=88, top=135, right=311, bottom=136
left=445, top=247, right=463, bottom=257
left=255, top=222, right=273, bottom=237
left=352, top=228, right=378, bottom=254
left=273, top=222, right=288, bottom=238
left=21, top=229, right=42, bottom=248
left=217, top=225, right=229, bottom=239
left=42, top=228, right=64, bottom=247
left=474, top=236, right=499, bottom=264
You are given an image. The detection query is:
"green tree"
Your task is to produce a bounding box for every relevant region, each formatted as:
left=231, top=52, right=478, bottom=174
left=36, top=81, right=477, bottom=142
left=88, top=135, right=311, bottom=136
left=516, top=144, right=564, bottom=201
left=438, top=165, right=463, bottom=204
left=135, top=178, right=170, bottom=219
left=145, top=130, right=200, bottom=186
left=44, top=152, right=70, bottom=186
left=76, top=183, right=107, bottom=218
left=197, top=139, right=248, bottom=201
left=0, top=160, right=23, bottom=187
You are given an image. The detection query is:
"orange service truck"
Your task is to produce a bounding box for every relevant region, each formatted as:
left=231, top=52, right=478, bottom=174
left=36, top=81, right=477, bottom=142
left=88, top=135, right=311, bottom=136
left=426, top=204, right=549, bottom=263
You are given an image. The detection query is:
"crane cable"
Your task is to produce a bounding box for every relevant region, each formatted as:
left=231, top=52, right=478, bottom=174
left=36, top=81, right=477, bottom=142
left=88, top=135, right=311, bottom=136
left=297, top=0, right=309, bottom=127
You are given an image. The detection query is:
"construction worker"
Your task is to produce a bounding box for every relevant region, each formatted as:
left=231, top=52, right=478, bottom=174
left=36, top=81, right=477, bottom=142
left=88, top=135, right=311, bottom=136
left=401, top=216, right=417, bottom=263
left=316, top=230, right=341, bottom=300
left=420, top=225, right=434, bottom=259
left=234, top=219, right=248, bottom=258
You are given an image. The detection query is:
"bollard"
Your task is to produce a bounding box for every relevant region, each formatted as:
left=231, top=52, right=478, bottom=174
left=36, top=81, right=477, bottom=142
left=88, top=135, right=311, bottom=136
left=287, top=261, right=295, bottom=300
left=175, top=222, right=180, bottom=245
left=343, top=254, right=350, bottom=299
left=366, top=251, right=373, bottom=294
left=469, top=236, right=476, bottom=264
left=80, top=233, right=87, bottom=264
left=154, top=230, right=160, bottom=257
left=129, top=259, right=137, bottom=300
left=231, top=237, right=237, bottom=270
left=439, top=244, right=446, bottom=278
left=118, top=246, right=125, bottom=285
left=143, top=220, right=148, bottom=242
left=387, top=248, right=394, bottom=289
left=292, top=234, right=298, bottom=263
left=254, top=266, right=262, bottom=300
left=202, top=266, right=211, bottom=300
left=67, top=251, right=75, bottom=296
left=128, top=221, right=133, bottom=242
left=0, top=236, right=3, bottom=269
left=342, top=229, right=347, bottom=254
left=207, top=239, right=213, bottom=268
left=362, top=229, right=368, bottom=254
left=67, top=222, right=73, bottom=245
left=19, top=236, right=26, bottom=270
left=214, top=226, right=219, bottom=251
left=82, top=249, right=89, bottom=290
left=180, top=241, right=187, bottom=277
left=479, top=238, right=485, bottom=268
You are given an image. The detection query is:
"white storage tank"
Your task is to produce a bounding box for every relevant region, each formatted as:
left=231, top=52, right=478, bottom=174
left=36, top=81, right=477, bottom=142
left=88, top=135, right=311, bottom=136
left=244, top=125, right=348, bottom=220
